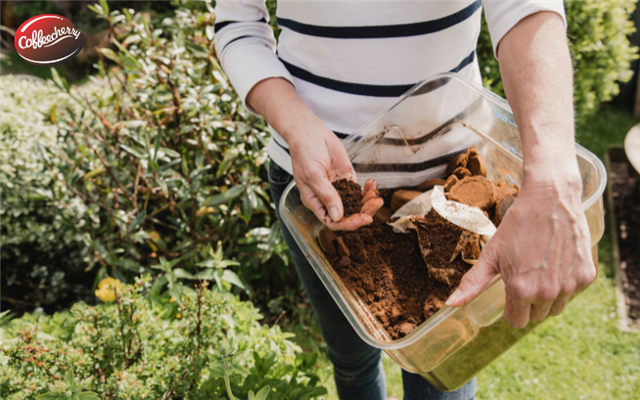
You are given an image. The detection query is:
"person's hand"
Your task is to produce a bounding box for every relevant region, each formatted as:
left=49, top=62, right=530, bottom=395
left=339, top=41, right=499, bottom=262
left=288, top=121, right=383, bottom=231
left=445, top=177, right=597, bottom=328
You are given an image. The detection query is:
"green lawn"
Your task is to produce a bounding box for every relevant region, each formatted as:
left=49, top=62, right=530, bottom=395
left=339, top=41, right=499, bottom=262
left=286, top=106, right=640, bottom=400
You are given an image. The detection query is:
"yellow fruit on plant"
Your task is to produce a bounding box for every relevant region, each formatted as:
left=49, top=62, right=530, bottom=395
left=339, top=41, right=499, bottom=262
left=95, top=277, right=122, bottom=303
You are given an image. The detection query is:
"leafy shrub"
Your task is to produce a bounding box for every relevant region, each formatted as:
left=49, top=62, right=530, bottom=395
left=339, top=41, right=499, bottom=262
left=29, top=2, right=296, bottom=307
left=0, top=77, right=94, bottom=314
left=0, top=277, right=327, bottom=400
left=478, top=0, right=639, bottom=119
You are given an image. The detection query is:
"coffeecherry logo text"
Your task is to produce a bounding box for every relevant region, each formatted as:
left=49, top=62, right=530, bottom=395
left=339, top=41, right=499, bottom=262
left=15, top=15, right=85, bottom=66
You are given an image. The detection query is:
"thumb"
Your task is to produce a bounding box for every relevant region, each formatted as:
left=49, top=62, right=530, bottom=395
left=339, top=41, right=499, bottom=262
left=305, top=171, right=344, bottom=223
left=446, top=244, right=499, bottom=307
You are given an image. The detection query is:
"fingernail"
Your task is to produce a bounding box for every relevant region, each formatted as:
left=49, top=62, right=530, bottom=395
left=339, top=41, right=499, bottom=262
left=446, top=289, right=463, bottom=306
left=329, top=207, right=341, bottom=222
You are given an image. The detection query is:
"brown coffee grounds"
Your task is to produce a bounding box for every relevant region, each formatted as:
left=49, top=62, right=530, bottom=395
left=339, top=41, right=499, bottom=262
left=373, top=207, right=393, bottom=224
left=452, top=166, right=473, bottom=180
left=494, top=194, right=516, bottom=227
left=467, top=149, right=488, bottom=177
left=417, top=178, right=447, bottom=192
left=494, top=181, right=520, bottom=202
left=319, top=149, right=517, bottom=341
left=321, top=185, right=472, bottom=340
left=446, top=152, right=469, bottom=176
left=448, top=176, right=496, bottom=211
left=332, top=179, right=363, bottom=217
left=390, top=190, right=422, bottom=212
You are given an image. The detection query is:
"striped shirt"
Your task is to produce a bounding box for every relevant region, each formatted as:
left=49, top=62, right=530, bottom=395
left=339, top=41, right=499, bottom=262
left=214, top=1, right=566, bottom=175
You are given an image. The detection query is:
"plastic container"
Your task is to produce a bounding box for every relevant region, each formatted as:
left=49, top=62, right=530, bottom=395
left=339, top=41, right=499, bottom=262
left=279, top=73, right=607, bottom=391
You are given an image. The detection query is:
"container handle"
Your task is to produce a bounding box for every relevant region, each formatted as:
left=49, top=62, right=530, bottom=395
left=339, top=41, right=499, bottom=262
left=466, top=276, right=506, bottom=327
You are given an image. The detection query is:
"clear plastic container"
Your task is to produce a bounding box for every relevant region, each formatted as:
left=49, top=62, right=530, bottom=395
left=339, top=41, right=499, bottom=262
left=279, top=73, right=607, bottom=391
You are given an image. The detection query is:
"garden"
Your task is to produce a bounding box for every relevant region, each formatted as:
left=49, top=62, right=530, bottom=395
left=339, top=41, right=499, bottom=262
left=1, top=1, right=639, bottom=399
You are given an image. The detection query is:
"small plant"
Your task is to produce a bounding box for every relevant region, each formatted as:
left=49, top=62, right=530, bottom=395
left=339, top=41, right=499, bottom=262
left=36, top=371, right=99, bottom=400
left=0, top=277, right=327, bottom=400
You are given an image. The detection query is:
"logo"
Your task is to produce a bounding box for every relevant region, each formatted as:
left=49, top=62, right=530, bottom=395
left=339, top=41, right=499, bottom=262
left=15, top=14, right=85, bottom=66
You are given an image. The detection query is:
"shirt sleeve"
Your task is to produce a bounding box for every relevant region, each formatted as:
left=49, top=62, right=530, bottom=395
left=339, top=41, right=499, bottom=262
left=214, top=0, right=294, bottom=114
left=483, top=1, right=567, bottom=58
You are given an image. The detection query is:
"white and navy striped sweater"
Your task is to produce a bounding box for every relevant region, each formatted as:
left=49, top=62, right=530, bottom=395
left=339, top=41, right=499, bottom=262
left=214, top=1, right=566, bottom=175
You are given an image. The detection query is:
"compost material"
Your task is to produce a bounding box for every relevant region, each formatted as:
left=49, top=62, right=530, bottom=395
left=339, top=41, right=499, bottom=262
left=321, top=148, right=519, bottom=340
left=610, top=159, right=640, bottom=326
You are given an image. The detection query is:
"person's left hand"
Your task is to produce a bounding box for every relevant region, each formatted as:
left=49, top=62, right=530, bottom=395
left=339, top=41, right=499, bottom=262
left=445, top=177, right=597, bottom=328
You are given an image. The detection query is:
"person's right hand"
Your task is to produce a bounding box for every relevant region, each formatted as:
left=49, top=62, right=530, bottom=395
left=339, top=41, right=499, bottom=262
left=288, top=120, right=383, bottom=231
left=245, top=77, right=382, bottom=230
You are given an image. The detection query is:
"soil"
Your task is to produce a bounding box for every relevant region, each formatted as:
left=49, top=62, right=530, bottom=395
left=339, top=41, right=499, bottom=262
left=332, top=179, right=363, bottom=216
left=610, top=160, right=640, bottom=323
left=319, top=209, right=470, bottom=340
left=320, top=148, right=519, bottom=340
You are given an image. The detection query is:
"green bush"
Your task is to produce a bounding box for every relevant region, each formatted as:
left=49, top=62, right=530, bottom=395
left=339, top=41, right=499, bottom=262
left=0, top=277, right=327, bottom=400
left=28, top=2, right=296, bottom=308
left=478, top=0, right=639, bottom=120
left=0, top=77, right=94, bottom=314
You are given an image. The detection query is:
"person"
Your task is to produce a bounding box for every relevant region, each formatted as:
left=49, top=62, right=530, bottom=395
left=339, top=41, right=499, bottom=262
left=213, top=2, right=597, bottom=399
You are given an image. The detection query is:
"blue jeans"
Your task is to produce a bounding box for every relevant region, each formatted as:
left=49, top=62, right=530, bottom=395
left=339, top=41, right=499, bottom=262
left=268, top=160, right=477, bottom=400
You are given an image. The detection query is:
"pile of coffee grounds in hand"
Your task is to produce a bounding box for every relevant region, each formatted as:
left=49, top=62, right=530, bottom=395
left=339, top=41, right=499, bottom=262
left=318, top=148, right=519, bottom=340
left=332, top=179, right=363, bottom=217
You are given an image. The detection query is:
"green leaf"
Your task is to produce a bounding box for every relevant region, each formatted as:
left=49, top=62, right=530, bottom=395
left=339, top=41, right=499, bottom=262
left=129, top=211, right=146, bottom=233
left=84, top=167, right=105, bottom=180
left=160, top=147, right=180, bottom=158
left=203, top=184, right=245, bottom=206
left=159, top=159, right=181, bottom=172
left=99, top=48, right=124, bottom=66
left=222, top=270, right=244, bottom=289
left=173, top=268, right=196, bottom=280
left=255, top=385, right=271, bottom=400
left=190, top=165, right=212, bottom=180
left=50, top=68, right=69, bottom=92
left=185, top=41, right=209, bottom=58
left=241, top=193, right=253, bottom=222
left=35, top=394, right=59, bottom=400
left=232, top=364, right=251, bottom=376
left=98, top=0, right=109, bottom=14
left=78, top=392, right=100, bottom=400
left=216, top=149, right=238, bottom=178
left=120, top=144, right=146, bottom=159
left=153, top=131, right=164, bottom=163
left=209, top=361, right=225, bottom=378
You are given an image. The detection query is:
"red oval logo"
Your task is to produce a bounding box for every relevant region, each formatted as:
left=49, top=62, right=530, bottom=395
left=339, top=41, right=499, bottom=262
left=14, top=14, right=85, bottom=66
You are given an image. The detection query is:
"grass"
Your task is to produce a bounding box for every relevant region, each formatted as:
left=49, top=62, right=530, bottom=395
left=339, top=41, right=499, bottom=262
left=284, top=106, right=640, bottom=399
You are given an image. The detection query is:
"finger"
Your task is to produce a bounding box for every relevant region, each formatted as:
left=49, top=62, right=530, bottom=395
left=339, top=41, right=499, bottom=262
left=364, top=178, right=377, bottom=194
left=302, top=172, right=344, bottom=222
left=362, top=189, right=379, bottom=204
left=298, top=183, right=335, bottom=225
left=327, top=213, right=373, bottom=231
left=548, top=296, right=570, bottom=317
left=529, top=301, right=554, bottom=322
left=503, top=296, right=531, bottom=329
left=361, top=197, right=384, bottom=216
left=446, top=246, right=499, bottom=307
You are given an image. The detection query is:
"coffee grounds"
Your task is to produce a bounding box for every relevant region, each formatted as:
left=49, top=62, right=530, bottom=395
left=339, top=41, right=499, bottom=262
left=321, top=187, right=472, bottom=340
left=448, top=176, right=496, bottom=211
left=319, top=150, right=517, bottom=340
left=332, top=179, right=363, bottom=217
